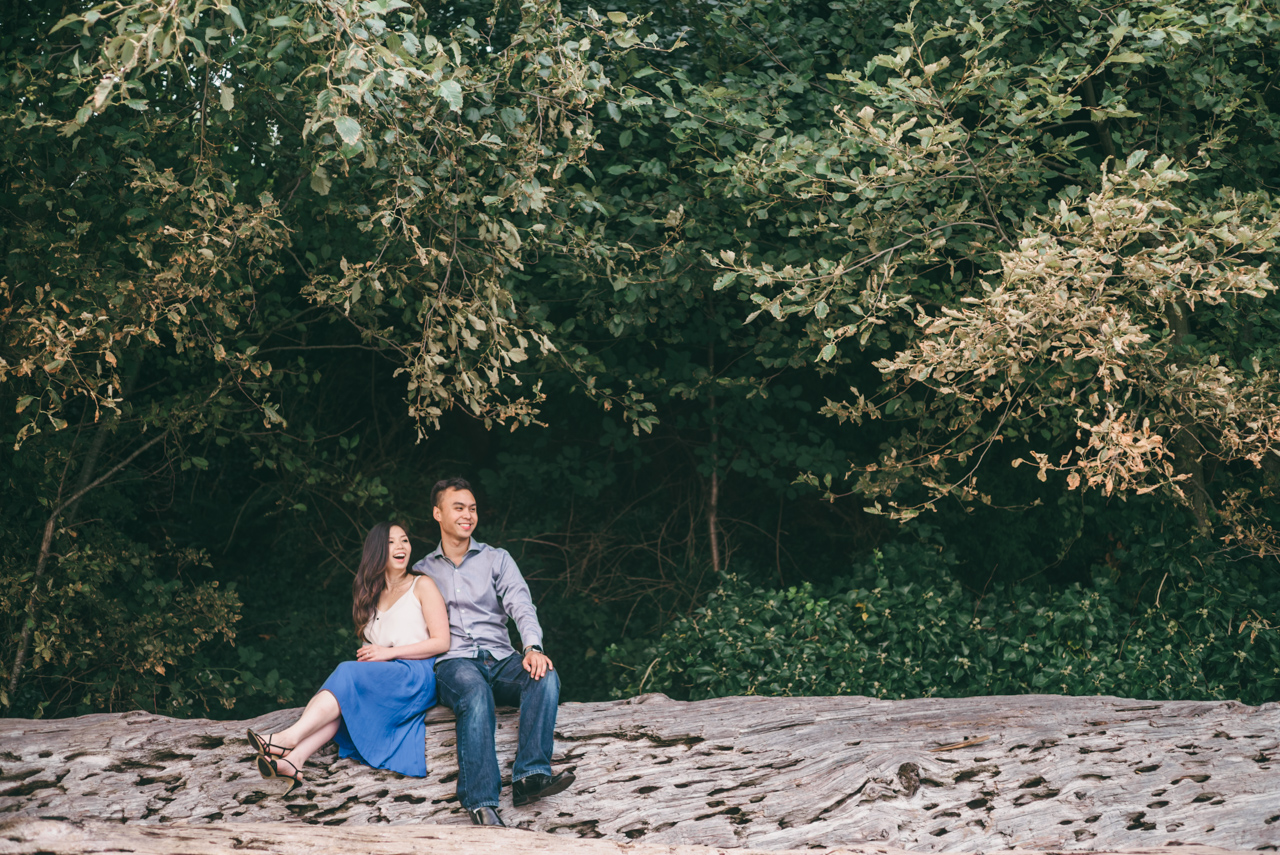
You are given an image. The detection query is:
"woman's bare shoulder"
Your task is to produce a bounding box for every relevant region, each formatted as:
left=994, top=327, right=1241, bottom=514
left=414, top=574, right=444, bottom=600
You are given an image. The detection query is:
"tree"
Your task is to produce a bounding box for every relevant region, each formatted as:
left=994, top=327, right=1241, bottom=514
left=686, top=1, right=1280, bottom=552
left=5, top=0, right=1280, bottom=716
left=0, top=0, right=636, bottom=712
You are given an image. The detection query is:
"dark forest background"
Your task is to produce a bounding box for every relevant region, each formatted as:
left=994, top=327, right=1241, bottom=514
left=4, top=0, right=1280, bottom=719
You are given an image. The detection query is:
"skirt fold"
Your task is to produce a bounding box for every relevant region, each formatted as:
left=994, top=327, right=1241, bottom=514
left=319, top=657, right=437, bottom=778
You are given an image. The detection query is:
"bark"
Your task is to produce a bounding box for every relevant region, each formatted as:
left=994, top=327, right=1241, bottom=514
left=1161, top=301, right=1213, bottom=531
left=707, top=343, right=721, bottom=576
left=0, top=819, right=1254, bottom=855
left=62, top=355, right=142, bottom=527
left=1080, top=77, right=1118, bottom=163
left=0, top=694, right=1276, bottom=852
left=708, top=465, right=721, bottom=575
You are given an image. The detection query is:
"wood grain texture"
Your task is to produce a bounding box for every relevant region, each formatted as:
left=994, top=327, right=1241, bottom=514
left=1, top=693, right=1277, bottom=852
left=0, top=819, right=1258, bottom=855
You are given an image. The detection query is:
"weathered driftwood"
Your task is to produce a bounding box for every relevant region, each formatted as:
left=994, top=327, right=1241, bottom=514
left=0, top=819, right=1255, bottom=855
left=0, top=694, right=1276, bottom=853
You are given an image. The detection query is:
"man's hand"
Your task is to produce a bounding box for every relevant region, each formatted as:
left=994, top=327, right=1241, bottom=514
left=523, top=649, right=553, bottom=680
left=356, top=644, right=394, bottom=662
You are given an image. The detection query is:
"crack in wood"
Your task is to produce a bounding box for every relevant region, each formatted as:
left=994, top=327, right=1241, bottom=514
left=0, top=695, right=1276, bottom=852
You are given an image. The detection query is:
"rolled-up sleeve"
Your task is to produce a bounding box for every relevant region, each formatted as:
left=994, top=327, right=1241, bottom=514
left=493, top=550, right=543, bottom=649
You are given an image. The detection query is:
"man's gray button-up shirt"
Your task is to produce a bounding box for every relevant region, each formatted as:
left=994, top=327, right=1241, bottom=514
left=412, top=540, right=543, bottom=662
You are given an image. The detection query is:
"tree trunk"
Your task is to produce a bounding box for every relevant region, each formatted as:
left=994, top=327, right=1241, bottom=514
left=708, top=465, right=721, bottom=576
left=0, top=693, right=1274, bottom=852
left=6, top=430, right=167, bottom=701
left=1162, top=301, right=1213, bottom=531
left=707, top=344, right=721, bottom=575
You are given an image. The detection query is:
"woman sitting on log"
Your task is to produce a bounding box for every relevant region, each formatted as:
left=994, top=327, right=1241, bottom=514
left=246, top=521, right=450, bottom=793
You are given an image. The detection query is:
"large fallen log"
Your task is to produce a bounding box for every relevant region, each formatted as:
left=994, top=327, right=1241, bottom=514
left=0, top=819, right=1255, bottom=855
left=0, top=694, right=1276, bottom=852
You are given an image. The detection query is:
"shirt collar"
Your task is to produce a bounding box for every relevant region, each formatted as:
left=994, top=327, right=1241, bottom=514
left=428, top=539, right=485, bottom=560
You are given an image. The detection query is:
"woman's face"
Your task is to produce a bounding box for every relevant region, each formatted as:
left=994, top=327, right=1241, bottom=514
left=385, top=525, right=411, bottom=574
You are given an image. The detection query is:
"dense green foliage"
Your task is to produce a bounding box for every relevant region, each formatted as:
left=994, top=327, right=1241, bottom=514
left=3, top=0, right=1280, bottom=717
left=614, top=532, right=1280, bottom=705
left=0, top=529, right=243, bottom=716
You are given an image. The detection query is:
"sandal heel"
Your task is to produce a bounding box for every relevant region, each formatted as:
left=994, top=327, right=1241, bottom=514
left=258, top=754, right=302, bottom=796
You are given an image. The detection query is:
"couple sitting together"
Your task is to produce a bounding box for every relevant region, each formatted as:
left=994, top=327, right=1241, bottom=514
left=245, top=477, right=573, bottom=826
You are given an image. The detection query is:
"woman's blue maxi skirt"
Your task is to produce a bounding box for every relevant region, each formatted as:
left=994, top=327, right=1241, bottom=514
left=319, top=658, right=437, bottom=778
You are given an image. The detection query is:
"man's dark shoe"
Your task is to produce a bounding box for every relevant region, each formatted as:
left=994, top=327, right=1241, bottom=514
left=512, top=771, right=576, bottom=807
left=468, top=806, right=505, bottom=826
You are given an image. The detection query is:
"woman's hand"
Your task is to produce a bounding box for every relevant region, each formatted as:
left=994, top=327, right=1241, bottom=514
left=356, top=643, right=395, bottom=662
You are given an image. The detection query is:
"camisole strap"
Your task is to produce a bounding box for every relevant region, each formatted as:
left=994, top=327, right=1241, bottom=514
left=365, top=576, right=431, bottom=648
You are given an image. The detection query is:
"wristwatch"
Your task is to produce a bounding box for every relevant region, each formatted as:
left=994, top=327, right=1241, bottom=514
left=524, top=644, right=544, bottom=654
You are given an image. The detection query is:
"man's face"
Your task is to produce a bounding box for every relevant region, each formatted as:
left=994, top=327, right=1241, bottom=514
left=433, top=488, right=477, bottom=541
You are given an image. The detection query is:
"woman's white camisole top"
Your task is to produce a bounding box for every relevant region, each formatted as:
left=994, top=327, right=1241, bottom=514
left=364, top=577, right=431, bottom=648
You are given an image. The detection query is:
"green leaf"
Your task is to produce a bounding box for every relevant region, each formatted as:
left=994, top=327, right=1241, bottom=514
left=334, top=116, right=362, bottom=145
left=267, top=37, right=293, bottom=59
left=219, top=84, right=235, bottom=112
left=92, top=78, right=113, bottom=111
left=1112, top=51, right=1146, bottom=63
left=49, top=13, right=81, bottom=34
left=310, top=166, right=332, bottom=196
left=607, top=11, right=628, bottom=23
left=225, top=5, right=246, bottom=31
left=437, top=80, right=463, bottom=112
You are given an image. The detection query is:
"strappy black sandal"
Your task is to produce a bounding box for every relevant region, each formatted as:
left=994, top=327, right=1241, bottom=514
left=256, top=753, right=303, bottom=796
left=247, top=728, right=287, bottom=759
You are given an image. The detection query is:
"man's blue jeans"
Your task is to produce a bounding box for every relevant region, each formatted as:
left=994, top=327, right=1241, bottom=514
left=435, top=652, right=560, bottom=810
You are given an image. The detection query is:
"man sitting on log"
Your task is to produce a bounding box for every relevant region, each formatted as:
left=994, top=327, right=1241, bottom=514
left=413, top=477, right=574, bottom=826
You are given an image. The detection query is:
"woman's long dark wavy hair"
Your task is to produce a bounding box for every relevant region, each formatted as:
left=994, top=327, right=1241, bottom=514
left=352, top=521, right=409, bottom=640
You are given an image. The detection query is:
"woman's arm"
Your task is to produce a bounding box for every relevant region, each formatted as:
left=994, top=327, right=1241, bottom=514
left=356, top=577, right=451, bottom=662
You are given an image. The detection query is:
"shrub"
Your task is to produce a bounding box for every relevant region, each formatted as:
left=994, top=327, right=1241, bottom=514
left=0, top=531, right=247, bottom=717
left=610, top=543, right=1280, bottom=705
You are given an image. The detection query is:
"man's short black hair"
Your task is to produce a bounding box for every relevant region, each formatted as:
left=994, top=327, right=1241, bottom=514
left=431, top=477, right=473, bottom=509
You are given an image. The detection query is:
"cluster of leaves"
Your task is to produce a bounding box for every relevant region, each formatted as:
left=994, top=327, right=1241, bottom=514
left=2, top=0, right=657, bottom=445
left=613, top=537, right=1280, bottom=705
left=859, top=158, right=1280, bottom=511
left=683, top=1, right=1280, bottom=544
